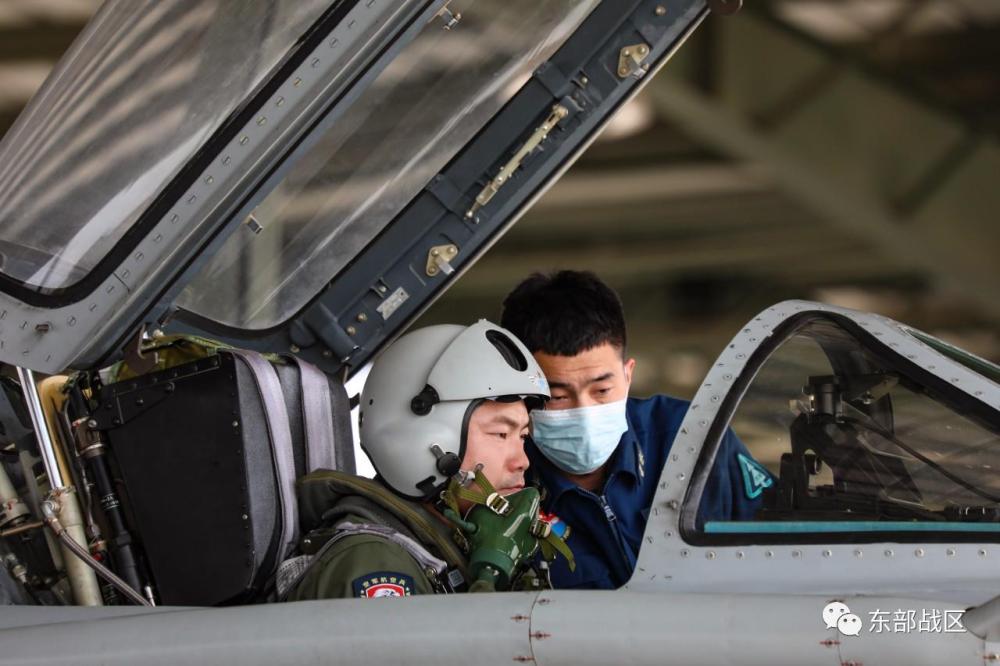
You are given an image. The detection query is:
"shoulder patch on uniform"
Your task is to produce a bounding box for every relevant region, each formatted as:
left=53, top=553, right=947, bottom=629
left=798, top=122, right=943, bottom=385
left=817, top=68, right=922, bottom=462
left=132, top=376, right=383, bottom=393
left=352, top=571, right=415, bottom=599
left=737, top=452, right=773, bottom=499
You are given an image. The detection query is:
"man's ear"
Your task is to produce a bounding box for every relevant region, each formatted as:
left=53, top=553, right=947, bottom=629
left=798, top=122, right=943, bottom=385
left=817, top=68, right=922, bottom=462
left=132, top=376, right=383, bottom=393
left=623, top=357, right=636, bottom=386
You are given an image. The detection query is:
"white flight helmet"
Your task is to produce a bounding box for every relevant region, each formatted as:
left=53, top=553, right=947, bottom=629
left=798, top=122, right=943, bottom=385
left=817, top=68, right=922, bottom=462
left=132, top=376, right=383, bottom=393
left=359, top=320, right=549, bottom=499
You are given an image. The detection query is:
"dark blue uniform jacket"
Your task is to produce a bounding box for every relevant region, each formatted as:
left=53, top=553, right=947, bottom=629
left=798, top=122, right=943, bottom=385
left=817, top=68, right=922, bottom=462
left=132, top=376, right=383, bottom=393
left=527, top=394, right=766, bottom=590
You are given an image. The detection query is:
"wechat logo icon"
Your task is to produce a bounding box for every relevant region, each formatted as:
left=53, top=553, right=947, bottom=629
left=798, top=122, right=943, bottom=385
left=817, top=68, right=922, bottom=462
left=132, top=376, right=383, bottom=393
left=823, top=601, right=863, bottom=637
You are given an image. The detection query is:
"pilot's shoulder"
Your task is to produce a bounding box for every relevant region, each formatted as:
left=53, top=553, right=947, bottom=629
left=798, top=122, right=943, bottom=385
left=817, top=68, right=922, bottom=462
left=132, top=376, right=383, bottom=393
left=292, top=532, right=432, bottom=600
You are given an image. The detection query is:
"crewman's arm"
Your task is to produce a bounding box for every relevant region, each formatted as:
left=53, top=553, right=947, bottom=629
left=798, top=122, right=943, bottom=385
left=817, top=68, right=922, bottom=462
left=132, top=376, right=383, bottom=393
left=697, top=429, right=774, bottom=525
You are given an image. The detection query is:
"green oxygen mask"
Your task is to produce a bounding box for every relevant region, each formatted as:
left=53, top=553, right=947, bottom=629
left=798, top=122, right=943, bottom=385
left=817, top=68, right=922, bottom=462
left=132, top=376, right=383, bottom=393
left=442, top=467, right=574, bottom=591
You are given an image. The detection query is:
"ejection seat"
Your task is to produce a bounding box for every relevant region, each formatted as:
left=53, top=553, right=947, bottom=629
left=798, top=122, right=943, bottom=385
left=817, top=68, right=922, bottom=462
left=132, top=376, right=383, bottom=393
left=95, top=344, right=355, bottom=606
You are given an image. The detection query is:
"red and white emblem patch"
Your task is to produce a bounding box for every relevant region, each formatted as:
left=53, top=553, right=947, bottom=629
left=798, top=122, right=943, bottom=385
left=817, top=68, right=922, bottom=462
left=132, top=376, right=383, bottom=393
left=365, top=582, right=405, bottom=598
left=352, top=572, right=415, bottom=599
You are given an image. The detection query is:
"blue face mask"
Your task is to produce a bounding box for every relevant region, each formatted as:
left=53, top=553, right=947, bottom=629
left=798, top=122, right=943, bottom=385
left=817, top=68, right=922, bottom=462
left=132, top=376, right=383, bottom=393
left=531, top=399, right=628, bottom=474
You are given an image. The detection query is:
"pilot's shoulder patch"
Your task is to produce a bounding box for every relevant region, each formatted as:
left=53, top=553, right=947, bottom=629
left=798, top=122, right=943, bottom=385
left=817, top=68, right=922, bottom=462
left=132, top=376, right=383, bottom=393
left=352, top=571, right=415, bottom=599
left=737, top=452, right=773, bottom=500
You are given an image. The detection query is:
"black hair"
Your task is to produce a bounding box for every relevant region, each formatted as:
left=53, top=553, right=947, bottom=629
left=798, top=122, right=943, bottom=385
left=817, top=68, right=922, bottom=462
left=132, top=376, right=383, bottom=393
left=500, top=270, right=627, bottom=357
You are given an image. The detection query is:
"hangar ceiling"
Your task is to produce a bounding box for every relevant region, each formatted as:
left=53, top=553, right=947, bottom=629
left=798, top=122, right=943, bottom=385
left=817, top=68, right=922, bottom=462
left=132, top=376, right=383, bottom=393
left=0, top=0, right=997, bottom=397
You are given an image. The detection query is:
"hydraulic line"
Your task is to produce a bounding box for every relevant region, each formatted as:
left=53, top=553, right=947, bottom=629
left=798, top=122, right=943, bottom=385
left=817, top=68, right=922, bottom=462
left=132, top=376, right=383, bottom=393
left=0, top=520, right=43, bottom=538
left=16, top=368, right=102, bottom=605
left=40, top=499, right=149, bottom=607
left=15, top=368, right=65, bottom=489
left=69, top=407, right=146, bottom=596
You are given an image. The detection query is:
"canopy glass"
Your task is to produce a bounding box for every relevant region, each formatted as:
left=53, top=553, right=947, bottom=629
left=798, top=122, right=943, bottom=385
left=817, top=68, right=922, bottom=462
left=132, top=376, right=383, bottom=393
left=0, top=0, right=332, bottom=291
left=178, top=0, right=597, bottom=330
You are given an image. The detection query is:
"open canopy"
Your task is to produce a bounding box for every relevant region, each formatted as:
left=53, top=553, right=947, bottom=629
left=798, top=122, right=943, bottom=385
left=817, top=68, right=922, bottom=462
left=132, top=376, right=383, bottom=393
left=0, top=0, right=712, bottom=374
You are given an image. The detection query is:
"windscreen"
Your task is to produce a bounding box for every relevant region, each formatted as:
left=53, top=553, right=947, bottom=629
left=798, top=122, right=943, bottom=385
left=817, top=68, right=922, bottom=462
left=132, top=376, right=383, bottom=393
left=177, top=0, right=598, bottom=330
left=699, top=318, right=1000, bottom=536
left=0, top=0, right=332, bottom=291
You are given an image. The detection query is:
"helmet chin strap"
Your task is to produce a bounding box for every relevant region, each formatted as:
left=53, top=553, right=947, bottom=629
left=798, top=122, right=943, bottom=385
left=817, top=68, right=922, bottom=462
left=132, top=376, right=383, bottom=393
left=441, top=464, right=511, bottom=520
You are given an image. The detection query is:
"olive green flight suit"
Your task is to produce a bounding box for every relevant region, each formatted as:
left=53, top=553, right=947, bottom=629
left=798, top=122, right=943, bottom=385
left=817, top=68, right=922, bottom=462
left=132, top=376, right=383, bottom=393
left=286, top=470, right=470, bottom=600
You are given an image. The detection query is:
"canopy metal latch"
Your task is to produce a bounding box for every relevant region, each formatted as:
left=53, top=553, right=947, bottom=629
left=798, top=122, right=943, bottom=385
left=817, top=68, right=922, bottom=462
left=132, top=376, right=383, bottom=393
left=466, top=104, right=569, bottom=220
left=426, top=244, right=458, bottom=277
left=437, top=5, right=461, bottom=30
left=618, top=43, right=650, bottom=79
left=123, top=326, right=158, bottom=376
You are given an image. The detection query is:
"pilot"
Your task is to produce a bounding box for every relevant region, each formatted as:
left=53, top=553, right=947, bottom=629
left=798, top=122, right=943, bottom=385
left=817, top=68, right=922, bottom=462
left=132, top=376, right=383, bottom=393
left=283, top=320, right=571, bottom=600
left=500, top=270, right=769, bottom=590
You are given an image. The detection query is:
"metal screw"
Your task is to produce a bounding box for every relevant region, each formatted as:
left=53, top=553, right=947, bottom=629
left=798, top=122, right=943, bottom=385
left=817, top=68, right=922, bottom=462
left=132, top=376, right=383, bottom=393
left=580, top=75, right=589, bottom=85
left=356, top=313, right=368, bottom=322
left=915, top=548, right=925, bottom=558
left=378, top=285, right=388, bottom=293
left=946, top=548, right=956, bottom=557
left=884, top=549, right=894, bottom=558
left=854, top=549, right=863, bottom=558
left=232, top=421, right=239, bottom=428
left=655, top=5, right=666, bottom=15
left=706, top=551, right=716, bottom=560
left=290, top=344, right=300, bottom=353
left=346, top=326, right=357, bottom=336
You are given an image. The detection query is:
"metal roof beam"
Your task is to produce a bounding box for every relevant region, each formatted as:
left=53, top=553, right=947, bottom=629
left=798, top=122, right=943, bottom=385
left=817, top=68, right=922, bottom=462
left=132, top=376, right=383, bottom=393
left=644, top=11, right=1000, bottom=318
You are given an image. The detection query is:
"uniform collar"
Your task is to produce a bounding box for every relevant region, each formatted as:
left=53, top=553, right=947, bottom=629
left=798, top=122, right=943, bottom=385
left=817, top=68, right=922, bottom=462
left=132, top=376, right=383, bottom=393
left=527, top=406, right=645, bottom=504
